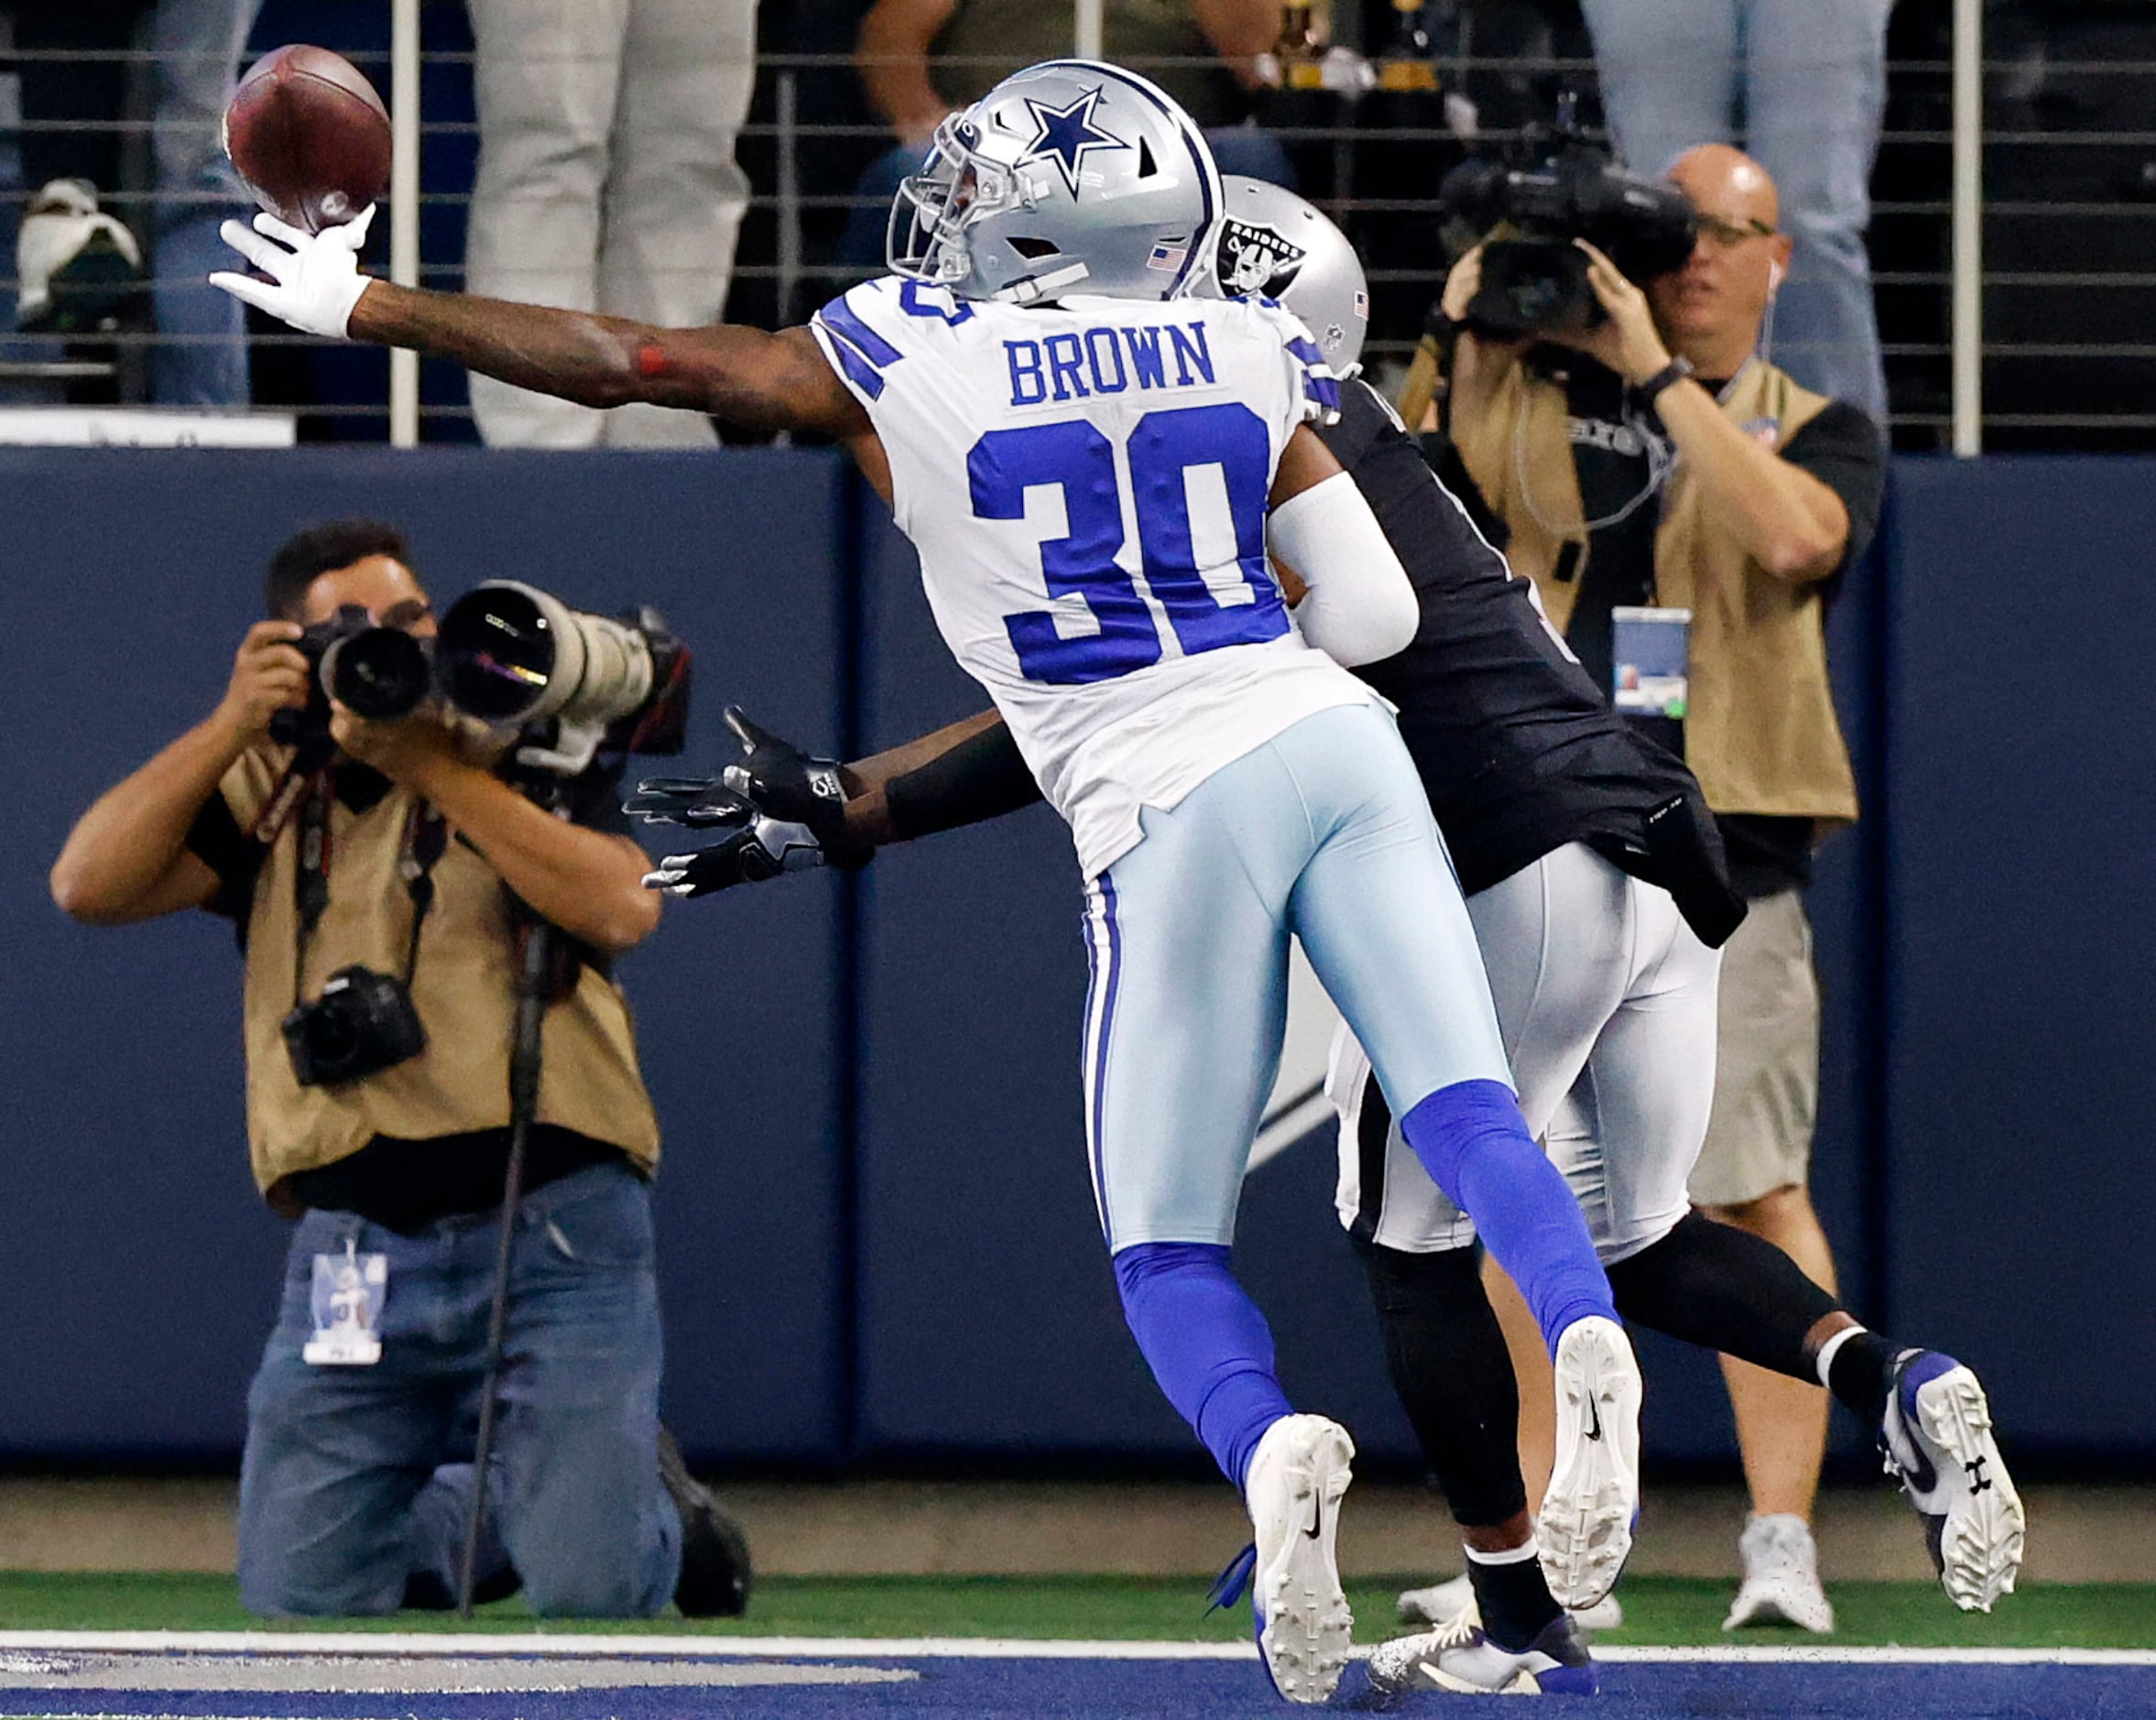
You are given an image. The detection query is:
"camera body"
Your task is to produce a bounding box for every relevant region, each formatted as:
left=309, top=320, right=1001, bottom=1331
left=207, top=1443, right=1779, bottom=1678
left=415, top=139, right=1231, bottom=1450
left=1440, top=127, right=1697, bottom=341
left=282, top=963, right=427, bottom=1087
left=268, top=604, right=436, bottom=751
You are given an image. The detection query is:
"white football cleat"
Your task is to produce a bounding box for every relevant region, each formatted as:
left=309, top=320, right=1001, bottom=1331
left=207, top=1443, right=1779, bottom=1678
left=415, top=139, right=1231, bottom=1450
left=1880, top=1351, right=2025, bottom=1612
left=1243, top=1414, right=1356, bottom=1704
left=1366, top=1609, right=1598, bottom=1696
left=1536, top=1314, right=1642, bottom=1610
left=1397, top=1568, right=1624, bottom=1630
left=1724, top=1512, right=1835, bottom=1633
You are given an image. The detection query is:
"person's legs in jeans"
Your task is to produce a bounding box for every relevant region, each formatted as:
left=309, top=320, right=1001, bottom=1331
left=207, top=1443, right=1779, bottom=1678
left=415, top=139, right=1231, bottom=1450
left=1743, top=0, right=1889, bottom=419
left=1204, top=124, right=1295, bottom=191
left=835, top=143, right=925, bottom=277
left=477, top=1164, right=680, bottom=1616
left=237, top=1211, right=464, bottom=1617
left=464, top=0, right=627, bottom=447
left=148, top=0, right=260, bottom=406
left=1579, top=0, right=1740, bottom=178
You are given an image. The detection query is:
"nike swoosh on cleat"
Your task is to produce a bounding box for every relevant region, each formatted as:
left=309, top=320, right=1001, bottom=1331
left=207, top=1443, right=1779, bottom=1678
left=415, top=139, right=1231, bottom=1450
left=1585, top=1394, right=1603, bottom=1442
left=1304, top=1496, right=1323, bottom=1540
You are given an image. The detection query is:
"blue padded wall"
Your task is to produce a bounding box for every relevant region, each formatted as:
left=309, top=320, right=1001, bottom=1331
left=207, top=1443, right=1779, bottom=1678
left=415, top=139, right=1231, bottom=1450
left=1878, top=457, right=2156, bottom=1456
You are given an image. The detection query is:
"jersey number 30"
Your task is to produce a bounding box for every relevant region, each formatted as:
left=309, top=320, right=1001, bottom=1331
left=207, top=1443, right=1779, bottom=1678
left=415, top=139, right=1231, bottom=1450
left=968, top=402, right=1289, bottom=684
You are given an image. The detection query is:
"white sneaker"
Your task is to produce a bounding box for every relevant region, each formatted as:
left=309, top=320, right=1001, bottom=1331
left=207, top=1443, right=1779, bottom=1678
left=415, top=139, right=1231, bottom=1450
left=1398, top=1569, right=1624, bottom=1631
left=1880, top=1351, right=2026, bottom=1612
left=1366, top=1609, right=1598, bottom=1695
left=1536, top=1314, right=1642, bottom=1610
left=1724, top=1513, right=1835, bottom=1632
left=16, top=179, right=143, bottom=333
left=1244, top=1414, right=1355, bottom=1704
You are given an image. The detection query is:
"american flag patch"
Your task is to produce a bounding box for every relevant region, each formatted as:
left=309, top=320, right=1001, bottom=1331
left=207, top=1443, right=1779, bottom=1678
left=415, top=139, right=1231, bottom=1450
left=1147, top=244, right=1188, bottom=272
left=1352, top=289, right=1369, bottom=320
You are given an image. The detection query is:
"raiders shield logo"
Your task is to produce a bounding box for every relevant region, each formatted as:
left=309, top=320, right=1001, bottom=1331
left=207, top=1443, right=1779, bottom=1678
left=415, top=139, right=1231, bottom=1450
left=1214, top=217, right=1309, bottom=299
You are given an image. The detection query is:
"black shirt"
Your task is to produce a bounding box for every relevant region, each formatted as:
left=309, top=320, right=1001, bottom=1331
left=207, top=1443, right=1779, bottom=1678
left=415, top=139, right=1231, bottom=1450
left=1318, top=377, right=1741, bottom=938
left=1530, top=353, right=1884, bottom=898
left=184, top=751, right=639, bottom=1230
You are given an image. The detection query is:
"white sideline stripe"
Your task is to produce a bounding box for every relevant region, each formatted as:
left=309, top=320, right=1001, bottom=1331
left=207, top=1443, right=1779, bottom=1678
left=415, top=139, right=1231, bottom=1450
left=0, top=1631, right=2152, bottom=1667
left=0, top=1632, right=1254, bottom=1660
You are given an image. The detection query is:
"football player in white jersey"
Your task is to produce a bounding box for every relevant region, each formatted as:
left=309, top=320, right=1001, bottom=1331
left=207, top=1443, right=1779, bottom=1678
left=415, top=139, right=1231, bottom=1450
left=212, top=61, right=1644, bottom=1702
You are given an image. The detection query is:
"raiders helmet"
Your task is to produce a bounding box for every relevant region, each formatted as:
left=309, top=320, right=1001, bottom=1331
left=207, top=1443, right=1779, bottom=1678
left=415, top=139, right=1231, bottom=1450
left=887, top=60, right=1220, bottom=304
left=1205, top=176, right=1371, bottom=372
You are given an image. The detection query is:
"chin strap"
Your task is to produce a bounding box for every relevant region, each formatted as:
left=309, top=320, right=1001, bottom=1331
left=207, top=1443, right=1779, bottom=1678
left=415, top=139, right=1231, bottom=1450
left=994, top=260, right=1091, bottom=304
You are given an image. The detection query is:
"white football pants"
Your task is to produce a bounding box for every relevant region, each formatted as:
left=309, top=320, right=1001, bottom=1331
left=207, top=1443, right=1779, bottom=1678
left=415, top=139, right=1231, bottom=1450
left=1332, top=840, right=1721, bottom=1263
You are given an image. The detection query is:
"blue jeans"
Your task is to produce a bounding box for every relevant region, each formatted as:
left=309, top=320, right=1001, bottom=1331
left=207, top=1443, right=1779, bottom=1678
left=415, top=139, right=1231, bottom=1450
left=148, top=0, right=264, bottom=407
left=833, top=125, right=1296, bottom=277
left=237, top=1159, right=681, bottom=1617
left=1581, top=0, right=1889, bottom=421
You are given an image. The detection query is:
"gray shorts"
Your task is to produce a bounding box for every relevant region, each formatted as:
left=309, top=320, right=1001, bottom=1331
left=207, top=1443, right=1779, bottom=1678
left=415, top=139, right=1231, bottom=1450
left=1686, top=886, right=1820, bottom=1209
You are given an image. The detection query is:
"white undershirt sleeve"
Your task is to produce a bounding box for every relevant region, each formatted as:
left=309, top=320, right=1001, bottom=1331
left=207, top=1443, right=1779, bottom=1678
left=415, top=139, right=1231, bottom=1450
left=1266, top=471, right=1419, bottom=667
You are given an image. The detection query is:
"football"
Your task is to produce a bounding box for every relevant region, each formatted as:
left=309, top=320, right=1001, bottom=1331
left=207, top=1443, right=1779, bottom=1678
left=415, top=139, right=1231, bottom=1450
left=222, top=44, right=391, bottom=234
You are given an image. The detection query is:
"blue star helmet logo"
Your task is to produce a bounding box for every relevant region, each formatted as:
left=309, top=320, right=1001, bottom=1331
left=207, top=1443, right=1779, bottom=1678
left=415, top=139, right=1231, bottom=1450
left=1018, top=87, right=1127, bottom=197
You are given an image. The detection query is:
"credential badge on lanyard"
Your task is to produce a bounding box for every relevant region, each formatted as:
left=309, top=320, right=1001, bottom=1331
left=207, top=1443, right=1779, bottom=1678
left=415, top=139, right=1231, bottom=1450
left=1610, top=605, right=1692, bottom=720
left=304, top=1236, right=387, bottom=1366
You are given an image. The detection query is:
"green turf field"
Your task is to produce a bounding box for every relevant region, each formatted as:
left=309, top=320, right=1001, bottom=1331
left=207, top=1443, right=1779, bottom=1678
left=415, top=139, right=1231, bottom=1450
left=0, top=1573, right=2149, bottom=1649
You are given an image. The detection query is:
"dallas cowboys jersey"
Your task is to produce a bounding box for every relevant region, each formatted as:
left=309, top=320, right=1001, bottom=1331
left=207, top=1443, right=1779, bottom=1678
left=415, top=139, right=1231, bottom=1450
left=811, top=277, right=1375, bottom=877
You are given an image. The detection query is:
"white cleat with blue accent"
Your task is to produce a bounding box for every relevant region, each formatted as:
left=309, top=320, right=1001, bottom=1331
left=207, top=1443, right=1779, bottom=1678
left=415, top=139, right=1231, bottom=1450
left=1880, top=1350, right=2025, bottom=1613
left=1366, top=1610, right=1599, bottom=1695
left=1243, top=1414, right=1356, bottom=1704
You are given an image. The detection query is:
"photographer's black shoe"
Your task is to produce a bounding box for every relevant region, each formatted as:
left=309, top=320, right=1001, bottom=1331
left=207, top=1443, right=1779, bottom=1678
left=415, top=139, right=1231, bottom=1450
left=659, top=1426, right=753, bottom=1617
left=401, top=1564, right=522, bottom=1611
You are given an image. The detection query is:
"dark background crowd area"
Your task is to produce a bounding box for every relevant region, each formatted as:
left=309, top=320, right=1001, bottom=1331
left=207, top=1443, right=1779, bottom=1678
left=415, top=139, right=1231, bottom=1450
left=7, top=0, right=2156, bottom=448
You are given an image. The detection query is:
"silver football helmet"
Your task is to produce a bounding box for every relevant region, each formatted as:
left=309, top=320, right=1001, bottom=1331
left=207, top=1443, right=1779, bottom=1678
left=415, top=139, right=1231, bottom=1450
left=1205, top=176, right=1371, bottom=373
left=887, top=60, right=1221, bottom=304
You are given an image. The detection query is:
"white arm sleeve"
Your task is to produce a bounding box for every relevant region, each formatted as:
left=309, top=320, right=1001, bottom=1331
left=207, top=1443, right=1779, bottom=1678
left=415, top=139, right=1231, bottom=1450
left=1266, top=471, right=1418, bottom=667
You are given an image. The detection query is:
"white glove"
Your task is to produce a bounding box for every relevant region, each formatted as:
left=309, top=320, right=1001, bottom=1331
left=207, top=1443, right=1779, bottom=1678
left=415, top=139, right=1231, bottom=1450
left=208, top=205, right=376, bottom=339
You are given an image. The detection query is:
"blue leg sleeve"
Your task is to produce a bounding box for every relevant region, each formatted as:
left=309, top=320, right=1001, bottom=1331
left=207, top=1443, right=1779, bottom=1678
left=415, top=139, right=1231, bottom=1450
left=1114, top=1242, right=1294, bottom=1491
left=1400, top=1079, right=1618, bottom=1353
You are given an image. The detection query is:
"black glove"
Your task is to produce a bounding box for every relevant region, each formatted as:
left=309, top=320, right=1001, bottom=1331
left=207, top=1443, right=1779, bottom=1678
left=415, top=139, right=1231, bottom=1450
left=642, top=816, right=830, bottom=898
left=622, top=775, right=755, bottom=830
left=718, top=706, right=871, bottom=868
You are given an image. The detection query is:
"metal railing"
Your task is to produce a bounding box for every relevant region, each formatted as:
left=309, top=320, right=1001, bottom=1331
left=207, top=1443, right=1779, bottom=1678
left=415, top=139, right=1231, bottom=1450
left=3, top=0, right=2151, bottom=451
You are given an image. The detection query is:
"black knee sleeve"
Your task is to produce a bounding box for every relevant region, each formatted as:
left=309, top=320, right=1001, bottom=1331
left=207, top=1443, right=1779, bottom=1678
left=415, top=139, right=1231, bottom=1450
left=1605, top=1210, right=1841, bottom=1384
left=1357, top=1240, right=1528, bottom=1529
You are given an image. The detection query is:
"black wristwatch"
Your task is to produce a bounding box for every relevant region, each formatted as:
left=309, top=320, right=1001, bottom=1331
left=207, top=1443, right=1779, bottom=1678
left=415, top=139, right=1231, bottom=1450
left=1634, top=355, right=1695, bottom=403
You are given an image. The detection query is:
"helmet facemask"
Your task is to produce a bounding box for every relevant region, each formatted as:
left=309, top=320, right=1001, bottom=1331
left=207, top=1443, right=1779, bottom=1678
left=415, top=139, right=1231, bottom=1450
left=888, top=114, right=1028, bottom=288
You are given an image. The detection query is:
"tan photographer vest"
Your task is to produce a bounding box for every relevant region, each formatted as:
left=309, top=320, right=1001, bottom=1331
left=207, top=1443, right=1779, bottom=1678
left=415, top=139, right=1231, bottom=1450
left=1449, top=356, right=1859, bottom=828
left=218, top=748, right=661, bottom=1200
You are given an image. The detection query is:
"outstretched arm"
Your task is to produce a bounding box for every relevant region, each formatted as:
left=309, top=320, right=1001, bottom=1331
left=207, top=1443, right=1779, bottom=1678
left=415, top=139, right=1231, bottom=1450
left=351, top=285, right=866, bottom=441
left=212, top=211, right=872, bottom=442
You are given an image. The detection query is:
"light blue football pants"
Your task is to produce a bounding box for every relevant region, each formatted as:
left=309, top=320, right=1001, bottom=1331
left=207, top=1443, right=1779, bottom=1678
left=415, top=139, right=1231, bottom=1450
left=1081, top=701, right=1514, bottom=1250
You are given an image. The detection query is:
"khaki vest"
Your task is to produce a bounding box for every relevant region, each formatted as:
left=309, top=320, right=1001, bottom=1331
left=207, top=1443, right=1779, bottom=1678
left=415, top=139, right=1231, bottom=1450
left=1451, top=356, right=1858, bottom=826
left=219, top=748, right=661, bottom=1199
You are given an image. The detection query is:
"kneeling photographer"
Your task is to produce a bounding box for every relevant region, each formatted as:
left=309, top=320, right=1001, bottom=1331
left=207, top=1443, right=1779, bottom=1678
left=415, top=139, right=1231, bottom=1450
left=1414, top=137, right=1885, bottom=1623
left=49, top=520, right=747, bottom=1620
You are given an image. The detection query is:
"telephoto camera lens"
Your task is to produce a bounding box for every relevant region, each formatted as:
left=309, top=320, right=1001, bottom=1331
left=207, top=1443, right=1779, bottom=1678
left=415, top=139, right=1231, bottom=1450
left=436, top=581, right=656, bottom=730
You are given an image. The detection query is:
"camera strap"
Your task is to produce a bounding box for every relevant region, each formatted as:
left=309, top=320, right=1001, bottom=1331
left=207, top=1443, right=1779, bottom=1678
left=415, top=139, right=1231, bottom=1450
left=290, top=772, right=448, bottom=1011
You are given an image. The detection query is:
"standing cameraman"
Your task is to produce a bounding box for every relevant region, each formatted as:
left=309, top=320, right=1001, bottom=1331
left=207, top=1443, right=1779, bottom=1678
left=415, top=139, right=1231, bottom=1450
left=1431, top=145, right=1883, bottom=1634
left=49, top=520, right=747, bottom=1620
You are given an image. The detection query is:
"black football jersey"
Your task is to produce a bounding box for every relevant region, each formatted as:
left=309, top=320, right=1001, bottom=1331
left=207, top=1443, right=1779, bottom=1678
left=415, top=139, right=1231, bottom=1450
left=1320, top=376, right=1710, bottom=899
